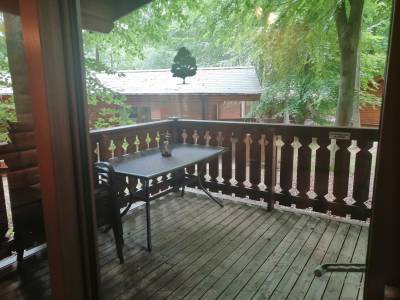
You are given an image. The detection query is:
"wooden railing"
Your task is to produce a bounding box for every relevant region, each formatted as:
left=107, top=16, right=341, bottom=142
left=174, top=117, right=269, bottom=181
left=90, top=119, right=380, bottom=221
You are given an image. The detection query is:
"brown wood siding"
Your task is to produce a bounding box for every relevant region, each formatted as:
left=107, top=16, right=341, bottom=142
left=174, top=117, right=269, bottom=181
left=359, top=105, right=381, bottom=127
left=217, top=102, right=241, bottom=119
left=88, top=94, right=258, bottom=123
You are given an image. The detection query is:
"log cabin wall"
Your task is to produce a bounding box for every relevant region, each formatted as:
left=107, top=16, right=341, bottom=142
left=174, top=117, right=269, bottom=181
left=359, top=105, right=381, bottom=127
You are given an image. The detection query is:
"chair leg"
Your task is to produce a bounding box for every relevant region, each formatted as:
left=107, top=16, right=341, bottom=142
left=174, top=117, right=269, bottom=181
left=112, top=224, right=124, bottom=264
left=181, top=184, right=185, bottom=197
left=17, top=249, right=24, bottom=265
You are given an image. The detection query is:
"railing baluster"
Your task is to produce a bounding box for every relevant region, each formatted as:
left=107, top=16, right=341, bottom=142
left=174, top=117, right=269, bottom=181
left=243, top=133, right=253, bottom=189
left=138, top=131, right=147, bottom=151
left=234, top=130, right=246, bottom=198
left=99, top=135, right=112, bottom=160
left=229, top=134, right=239, bottom=187
left=265, top=131, right=276, bottom=210
left=366, top=142, right=378, bottom=208
left=126, top=135, right=136, bottom=154
left=257, top=134, right=268, bottom=192
left=207, top=131, right=219, bottom=186
left=307, top=137, right=320, bottom=199
left=249, top=132, right=261, bottom=196
left=352, top=139, right=373, bottom=220
left=216, top=131, right=224, bottom=184
left=1, top=160, right=14, bottom=241
left=113, top=138, right=125, bottom=157
left=314, top=136, right=331, bottom=214
left=333, top=139, right=352, bottom=209
left=185, top=128, right=196, bottom=176
left=296, top=136, right=312, bottom=203
left=279, top=134, right=294, bottom=206
left=222, top=130, right=233, bottom=188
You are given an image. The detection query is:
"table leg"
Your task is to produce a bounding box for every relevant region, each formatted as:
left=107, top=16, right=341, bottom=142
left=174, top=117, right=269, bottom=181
left=181, top=183, right=185, bottom=197
left=144, top=180, right=152, bottom=251
left=173, top=169, right=185, bottom=196
left=197, top=164, right=224, bottom=207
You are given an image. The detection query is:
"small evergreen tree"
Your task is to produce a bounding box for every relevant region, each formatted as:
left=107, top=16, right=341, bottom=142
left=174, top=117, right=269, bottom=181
left=171, top=47, right=197, bottom=84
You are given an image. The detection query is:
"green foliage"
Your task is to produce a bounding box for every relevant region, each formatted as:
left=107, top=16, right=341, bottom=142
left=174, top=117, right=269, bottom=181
left=82, top=0, right=390, bottom=126
left=0, top=96, right=16, bottom=142
left=0, top=1, right=391, bottom=135
left=84, top=58, right=134, bottom=129
left=171, top=47, right=197, bottom=84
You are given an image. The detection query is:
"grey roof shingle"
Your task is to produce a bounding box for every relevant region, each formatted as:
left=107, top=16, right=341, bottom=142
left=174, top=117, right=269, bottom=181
left=95, top=66, right=261, bottom=95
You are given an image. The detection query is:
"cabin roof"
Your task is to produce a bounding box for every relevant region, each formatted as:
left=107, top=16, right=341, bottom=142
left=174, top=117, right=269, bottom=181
left=95, top=66, right=262, bottom=96
left=0, top=67, right=262, bottom=98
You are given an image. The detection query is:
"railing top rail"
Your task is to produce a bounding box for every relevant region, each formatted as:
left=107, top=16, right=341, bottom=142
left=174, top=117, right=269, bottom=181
left=89, top=118, right=380, bottom=141
left=176, top=119, right=380, bottom=140
left=90, top=119, right=174, bottom=137
left=176, top=118, right=379, bottom=132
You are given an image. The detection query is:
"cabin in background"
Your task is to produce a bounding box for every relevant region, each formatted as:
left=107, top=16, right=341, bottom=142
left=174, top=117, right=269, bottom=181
left=94, top=66, right=262, bottom=123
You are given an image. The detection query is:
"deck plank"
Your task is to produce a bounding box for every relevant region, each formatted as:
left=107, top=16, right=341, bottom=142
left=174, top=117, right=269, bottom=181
left=168, top=211, right=291, bottom=300
left=116, top=204, right=255, bottom=299
left=248, top=217, right=325, bottom=300
left=304, top=222, right=351, bottom=299
left=198, top=214, right=308, bottom=299
left=103, top=201, right=244, bottom=297
left=100, top=196, right=217, bottom=275
left=340, top=226, right=369, bottom=300
left=181, top=212, right=298, bottom=300
left=148, top=210, right=283, bottom=300
left=269, top=218, right=330, bottom=299
left=143, top=207, right=275, bottom=299
left=99, top=195, right=209, bottom=263
left=287, top=220, right=340, bottom=299
left=322, top=225, right=362, bottom=300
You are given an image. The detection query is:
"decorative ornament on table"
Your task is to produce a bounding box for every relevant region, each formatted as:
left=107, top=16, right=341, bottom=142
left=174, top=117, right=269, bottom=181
left=171, top=47, right=197, bottom=84
left=160, top=131, right=172, bottom=157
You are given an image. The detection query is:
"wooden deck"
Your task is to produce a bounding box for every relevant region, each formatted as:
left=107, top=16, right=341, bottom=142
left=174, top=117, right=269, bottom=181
left=0, top=193, right=368, bottom=299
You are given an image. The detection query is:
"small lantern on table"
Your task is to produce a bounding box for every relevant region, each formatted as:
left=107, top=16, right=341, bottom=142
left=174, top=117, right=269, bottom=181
left=160, top=132, right=172, bottom=157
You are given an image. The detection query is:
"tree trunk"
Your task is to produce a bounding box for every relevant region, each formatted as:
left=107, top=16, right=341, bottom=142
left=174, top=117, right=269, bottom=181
left=335, top=0, right=364, bottom=126
left=95, top=44, right=100, bottom=63
left=4, top=13, right=33, bottom=123
left=352, top=52, right=361, bottom=126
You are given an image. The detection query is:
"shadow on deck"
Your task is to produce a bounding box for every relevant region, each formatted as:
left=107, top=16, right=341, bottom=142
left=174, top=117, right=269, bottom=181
left=0, top=193, right=368, bottom=299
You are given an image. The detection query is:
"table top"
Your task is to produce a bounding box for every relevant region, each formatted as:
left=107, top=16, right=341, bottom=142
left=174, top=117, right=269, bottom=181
left=108, top=144, right=225, bottom=179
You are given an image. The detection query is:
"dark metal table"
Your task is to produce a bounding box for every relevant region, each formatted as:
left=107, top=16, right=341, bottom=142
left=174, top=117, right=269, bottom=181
left=109, top=144, right=225, bottom=251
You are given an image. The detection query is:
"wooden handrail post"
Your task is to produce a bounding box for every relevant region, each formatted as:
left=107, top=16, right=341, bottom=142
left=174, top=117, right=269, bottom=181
left=0, top=159, right=14, bottom=241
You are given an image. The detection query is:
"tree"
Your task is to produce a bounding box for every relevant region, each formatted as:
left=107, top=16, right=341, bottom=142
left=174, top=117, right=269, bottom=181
left=84, top=58, right=133, bottom=129
left=79, top=0, right=391, bottom=127
left=335, top=0, right=364, bottom=126
left=171, top=47, right=197, bottom=84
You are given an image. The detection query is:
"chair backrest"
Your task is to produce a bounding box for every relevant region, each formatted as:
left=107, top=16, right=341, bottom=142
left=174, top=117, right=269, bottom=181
left=93, top=162, right=124, bottom=228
